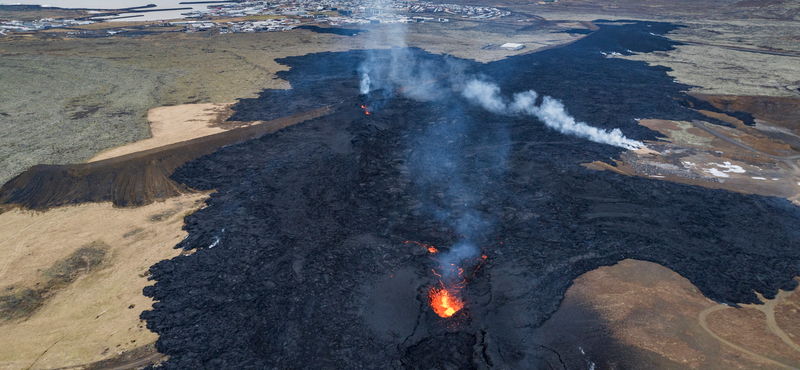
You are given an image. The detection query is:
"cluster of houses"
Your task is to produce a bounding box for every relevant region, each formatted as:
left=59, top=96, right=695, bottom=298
left=177, top=0, right=510, bottom=22
left=1, top=0, right=513, bottom=36
left=406, top=2, right=511, bottom=19
left=0, top=18, right=94, bottom=33
left=172, top=18, right=300, bottom=33
left=153, top=0, right=512, bottom=33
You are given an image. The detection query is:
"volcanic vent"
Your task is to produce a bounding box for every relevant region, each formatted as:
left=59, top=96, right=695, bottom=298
left=425, top=241, right=488, bottom=318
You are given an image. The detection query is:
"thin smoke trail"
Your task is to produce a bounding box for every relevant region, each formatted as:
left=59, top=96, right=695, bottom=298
left=463, top=80, right=644, bottom=150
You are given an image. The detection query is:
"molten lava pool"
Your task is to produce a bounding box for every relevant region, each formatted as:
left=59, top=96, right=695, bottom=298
left=429, top=287, right=464, bottom=317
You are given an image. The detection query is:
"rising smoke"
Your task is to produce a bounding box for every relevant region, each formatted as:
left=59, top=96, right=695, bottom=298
left=463, top=80, right=644, bottom=150
left=358, top=31, right=643, bottom=151
left=359, top=71, right=371, bottom=95
left=438, top=240, right=479, bottom=279
left=358, top=17, right=411, bottom=99
left=356, top=6, right=640, bottom=272
left=355, top=11, right=490, bottom=265
left=356, top=8, right=463, bottom=103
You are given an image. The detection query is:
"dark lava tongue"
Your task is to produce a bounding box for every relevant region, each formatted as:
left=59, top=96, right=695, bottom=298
left=137, top=21, right=800, bottom=370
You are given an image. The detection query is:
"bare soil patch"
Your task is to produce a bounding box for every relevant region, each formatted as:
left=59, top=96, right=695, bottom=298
left=0, top=193, right=208, bottom=370
left=560, top=259, right=800, bottom=369
left=0, top=241, right=108, bottom=323
left=89, top=103, right=253, bottom=162
left=692, top=94, right=800, bottom=133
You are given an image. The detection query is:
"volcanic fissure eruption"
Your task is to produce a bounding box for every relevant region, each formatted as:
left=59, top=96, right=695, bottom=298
left=424, top=241, right=488, bottom=318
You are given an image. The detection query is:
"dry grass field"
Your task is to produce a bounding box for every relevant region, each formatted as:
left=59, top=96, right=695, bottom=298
left=553, top=259, right=800, bottom=369
left=0, top=193, right=209, bottom=369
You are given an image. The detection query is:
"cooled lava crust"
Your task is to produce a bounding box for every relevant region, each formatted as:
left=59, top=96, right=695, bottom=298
left=141, top=21, right=800, bottom=369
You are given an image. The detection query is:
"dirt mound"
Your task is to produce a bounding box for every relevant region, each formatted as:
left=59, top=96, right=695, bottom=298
left=0, top=106, right=332, bottom=210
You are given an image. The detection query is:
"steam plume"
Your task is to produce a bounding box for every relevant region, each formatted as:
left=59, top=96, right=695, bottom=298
left=463, top=80, right=644, bottom=150
left=439, top=241, right=479, bottom=279
left=360, top=71, right=371, bottom=95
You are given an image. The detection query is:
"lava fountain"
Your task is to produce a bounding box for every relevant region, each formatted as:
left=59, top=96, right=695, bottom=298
left=424, top=242, right=487, bottom=318
left=429, top=287, right=464, bottom=317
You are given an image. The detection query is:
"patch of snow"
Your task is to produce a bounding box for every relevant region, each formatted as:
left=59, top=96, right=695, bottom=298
left=701, top=161, right=745, bottom=177
left=752, top=177, right=767, bottom=180
left=772, top=178, right=779, bottom=181
left=649, top=175, right=665, bottom=178
left=713, top=161, right=745, bottom=173
left=681, top=161, right=697, bottom=168
left=704, top=168, right=729, bottom=177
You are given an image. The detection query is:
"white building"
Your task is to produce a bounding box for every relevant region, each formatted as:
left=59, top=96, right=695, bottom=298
left=500, top=43, right=525, bottom=51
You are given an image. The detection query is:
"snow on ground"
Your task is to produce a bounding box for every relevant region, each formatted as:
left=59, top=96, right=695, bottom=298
left=701, top=161, right=746, bottom=178
left=714, top=162, right=745, bottom=173
left=704, top=168, right=729, bottom=177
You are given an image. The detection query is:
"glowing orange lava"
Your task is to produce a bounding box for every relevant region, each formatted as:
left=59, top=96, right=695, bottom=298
left=361, top=105, right=371, bottom=115
left=429, top=287, right=463, bottom=317
left=401, top=236, right=496, bottom=319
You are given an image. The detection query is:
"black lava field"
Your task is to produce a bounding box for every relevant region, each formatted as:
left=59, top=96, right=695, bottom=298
left=142, top=21, right=800, bottom=369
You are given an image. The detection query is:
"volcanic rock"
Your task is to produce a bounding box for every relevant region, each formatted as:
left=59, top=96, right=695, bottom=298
left=140, top=21, right=800, bottom=369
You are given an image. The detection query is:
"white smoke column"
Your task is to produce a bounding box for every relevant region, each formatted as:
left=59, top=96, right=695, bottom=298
left=463, top=80, right=644, bottom=150
left=526, top=95, right=643, bottom=150
left=461, top=80, right=506, bottom=114
left=360, top=72, right=371, bottom=95
left=358, top=2, right=410, bottom=97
